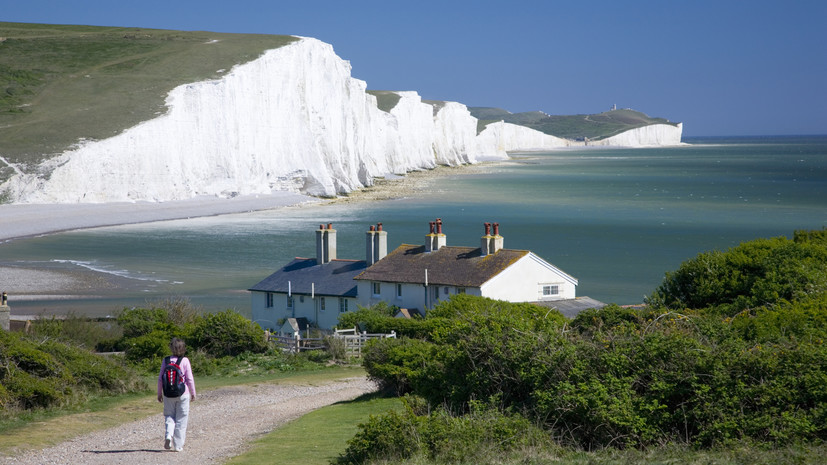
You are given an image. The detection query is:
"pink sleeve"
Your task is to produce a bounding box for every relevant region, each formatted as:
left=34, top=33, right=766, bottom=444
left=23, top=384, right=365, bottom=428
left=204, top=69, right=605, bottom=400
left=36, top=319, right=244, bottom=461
left=157, top=358, right=166, bottom=397
left=182, top=357, right=196, bottom=397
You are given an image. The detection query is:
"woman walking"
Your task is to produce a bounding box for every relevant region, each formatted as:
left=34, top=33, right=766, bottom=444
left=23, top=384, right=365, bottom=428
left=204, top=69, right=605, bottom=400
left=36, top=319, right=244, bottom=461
left=157, top=337, right=197, bottom=452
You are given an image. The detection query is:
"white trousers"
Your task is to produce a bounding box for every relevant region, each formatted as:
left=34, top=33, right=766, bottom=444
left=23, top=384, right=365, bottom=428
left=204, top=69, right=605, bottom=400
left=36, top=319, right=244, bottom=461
left=163, top=392, right=190, bottom=451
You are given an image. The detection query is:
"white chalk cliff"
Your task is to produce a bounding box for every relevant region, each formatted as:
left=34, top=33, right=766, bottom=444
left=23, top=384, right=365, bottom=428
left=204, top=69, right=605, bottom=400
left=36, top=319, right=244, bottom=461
left=586, top=123, right=684, bottom=147
left=2, top=37, right=683, bottom=204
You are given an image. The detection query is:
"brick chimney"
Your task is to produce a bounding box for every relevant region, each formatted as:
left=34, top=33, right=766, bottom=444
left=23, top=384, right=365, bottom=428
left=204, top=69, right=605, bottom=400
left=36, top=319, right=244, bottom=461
left=425, top=218, right=447, bottom=252
left=366, top=223, right=388, bottom=266
left=316, top=223, right=337, bottom=264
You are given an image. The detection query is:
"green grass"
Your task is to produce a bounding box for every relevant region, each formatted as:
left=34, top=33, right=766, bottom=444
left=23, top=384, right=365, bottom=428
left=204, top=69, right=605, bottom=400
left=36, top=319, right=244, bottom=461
left=0, top=22, right=296, bottom=183
left=226, top=393, right=402, bottom=465
left=366, top=90, right=402, bottom=113
left=470, top=106, right=678, bottom=140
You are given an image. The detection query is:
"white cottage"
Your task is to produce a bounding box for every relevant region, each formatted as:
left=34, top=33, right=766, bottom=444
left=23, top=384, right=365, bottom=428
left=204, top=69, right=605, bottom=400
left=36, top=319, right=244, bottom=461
left=249, top=224, right=365, bottom=331
left=354, top=220, right=578, bottom=312
left=250, top=220, right=587, bottom=331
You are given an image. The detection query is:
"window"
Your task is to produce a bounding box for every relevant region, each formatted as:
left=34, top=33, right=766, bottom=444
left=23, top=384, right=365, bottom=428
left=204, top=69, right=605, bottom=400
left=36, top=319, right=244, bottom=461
left=320, top=297, right=326, bottom=311
left=396, top=284, right=402, bottom=298
left=432, top=286, right=439, bottom=301
left=339, top=297, right=349, bottom=313
left=265, top=292, right=273, bottom=308
left=287, top=296, right=294, bottom=309
left=443, top=286, right=449, bottom=295
left=457, top=287, right=466, bottom=294
left=542, top=285, right=559, bottom=297
left=372, top=282, right=381, bottom=296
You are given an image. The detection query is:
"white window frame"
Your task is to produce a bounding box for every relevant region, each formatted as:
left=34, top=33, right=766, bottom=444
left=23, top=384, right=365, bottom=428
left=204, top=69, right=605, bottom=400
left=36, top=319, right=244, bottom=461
left=320, top=297, right=326, bottom=311
left=541, top=284, right=560, bottom=297
left=265, top=292, right=273, bottom=308
left=372, top=282, right=381, bottom=296
left=396, top=283, right=402, bottom=298
left=339, top=297, right=349, bottom=313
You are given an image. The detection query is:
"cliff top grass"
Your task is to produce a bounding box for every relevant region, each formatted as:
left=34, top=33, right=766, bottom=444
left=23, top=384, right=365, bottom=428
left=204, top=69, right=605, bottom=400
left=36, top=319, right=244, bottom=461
left=0, top=22, right=296, bottom=178
left=470, top=107, right=678, bottom=140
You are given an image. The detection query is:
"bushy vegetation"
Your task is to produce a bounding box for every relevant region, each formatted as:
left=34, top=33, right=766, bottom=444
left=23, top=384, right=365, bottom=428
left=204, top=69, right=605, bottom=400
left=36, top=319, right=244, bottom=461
left=338, top=396, right=554, bottom=465
left=0, top=330, right=146, bottom=414
left=113, top=301, right=269, bottom=372
left=345, top=229, right=827, bottom=461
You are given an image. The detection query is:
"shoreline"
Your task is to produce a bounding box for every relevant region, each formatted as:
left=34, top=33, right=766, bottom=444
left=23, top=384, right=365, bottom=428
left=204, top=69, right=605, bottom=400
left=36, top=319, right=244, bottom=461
left=0, top=161, right=503, bottom=317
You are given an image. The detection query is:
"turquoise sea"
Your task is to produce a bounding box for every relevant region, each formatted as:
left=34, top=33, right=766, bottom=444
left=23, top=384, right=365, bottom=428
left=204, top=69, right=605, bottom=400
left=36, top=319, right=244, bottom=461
left=2, top=135, right=826, bottom=317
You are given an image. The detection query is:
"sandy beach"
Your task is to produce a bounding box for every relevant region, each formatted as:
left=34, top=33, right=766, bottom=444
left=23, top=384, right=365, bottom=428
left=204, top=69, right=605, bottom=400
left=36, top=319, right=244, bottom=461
left=0, top=163, right=499, bottom=315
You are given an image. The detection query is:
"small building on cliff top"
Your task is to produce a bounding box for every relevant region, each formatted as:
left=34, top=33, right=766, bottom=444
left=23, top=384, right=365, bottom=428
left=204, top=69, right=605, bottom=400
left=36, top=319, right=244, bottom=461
left=250, top=220, right=594, bottom=331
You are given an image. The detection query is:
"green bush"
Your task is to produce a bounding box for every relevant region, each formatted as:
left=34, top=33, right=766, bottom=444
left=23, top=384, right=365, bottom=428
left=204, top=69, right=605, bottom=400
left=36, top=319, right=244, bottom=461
left=188, top=310, right=267, bottom=357
left=649, top=236, right=827, bottom=312
left=356, top=231, right=827, bottom=450
left=0, top=331, right=147, bottom=412
left=339, top=399, right=552, bottom=464
left=124, top=329, right=175, bottom=363
left=117, top=307, right=173, bottom=339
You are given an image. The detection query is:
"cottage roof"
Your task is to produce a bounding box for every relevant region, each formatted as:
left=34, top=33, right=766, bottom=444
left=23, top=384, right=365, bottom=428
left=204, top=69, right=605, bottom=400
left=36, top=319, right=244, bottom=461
left=248, top=258, right=366, bottom=297
left=354, top=244, right=531, bottom=287
left=532, top=296, right=607, bottom=318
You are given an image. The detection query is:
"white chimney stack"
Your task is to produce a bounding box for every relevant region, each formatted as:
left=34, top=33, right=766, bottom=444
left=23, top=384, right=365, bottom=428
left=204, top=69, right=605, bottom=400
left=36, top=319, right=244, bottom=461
left=366, top=223, right=388, bottom=266
left=316, top=223, right=337, bottom=264
left=490, top=222, right=503, bottom=253
left=425, top=218, right=446, bottom=252
left=480, top=222, right=492, bottom=256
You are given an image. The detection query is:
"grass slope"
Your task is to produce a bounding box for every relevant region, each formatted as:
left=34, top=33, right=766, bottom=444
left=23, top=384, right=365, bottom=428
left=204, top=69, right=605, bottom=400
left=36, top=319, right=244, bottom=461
left=0, top=22, right=296, bottom=182
left=470, top=106, right=678, bottom=140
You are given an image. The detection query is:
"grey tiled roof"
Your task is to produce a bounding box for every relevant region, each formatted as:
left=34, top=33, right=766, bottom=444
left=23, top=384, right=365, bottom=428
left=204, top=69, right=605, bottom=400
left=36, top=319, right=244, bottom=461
left=248, top=258, right=366, bottom=298
left=354, top=244, right=529, bottom=287
left=531, top=296, right=607, bottom=318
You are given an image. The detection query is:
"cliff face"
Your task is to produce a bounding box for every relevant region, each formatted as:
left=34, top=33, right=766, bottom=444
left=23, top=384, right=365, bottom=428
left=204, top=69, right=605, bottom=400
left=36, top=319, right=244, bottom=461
left=586, top=123, right=684, bottom=147
left=1, top=37, right=682, bottom=204
left=475, top=121, right=582, bottom=157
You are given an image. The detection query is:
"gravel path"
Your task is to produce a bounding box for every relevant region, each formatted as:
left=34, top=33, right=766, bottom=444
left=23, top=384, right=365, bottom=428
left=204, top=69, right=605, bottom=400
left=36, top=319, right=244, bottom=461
left=6, top=377, right=377, bottom=465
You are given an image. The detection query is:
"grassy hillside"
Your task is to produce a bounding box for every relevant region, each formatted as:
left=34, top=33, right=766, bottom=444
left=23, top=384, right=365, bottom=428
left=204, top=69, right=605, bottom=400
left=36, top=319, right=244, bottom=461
left=470, top=107, right=678, bottom=140
left=0, top=22, right=296, bottom=182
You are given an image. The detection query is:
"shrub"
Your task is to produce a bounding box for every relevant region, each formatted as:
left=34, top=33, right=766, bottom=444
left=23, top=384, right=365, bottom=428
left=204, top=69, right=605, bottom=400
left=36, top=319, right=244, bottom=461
left=188, top=309, right=267, bottom=357
left=339, top=399, right=553, bottom=464
left=649, top=236, right=827, bottom=312
left=0, top=331, right=147, bottom=412
left=117, top=307, right=172, bottom=339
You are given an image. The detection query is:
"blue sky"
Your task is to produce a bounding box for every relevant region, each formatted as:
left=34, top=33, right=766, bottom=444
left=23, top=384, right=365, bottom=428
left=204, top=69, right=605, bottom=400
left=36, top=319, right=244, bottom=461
left=4, top=0, right=826, bottom=136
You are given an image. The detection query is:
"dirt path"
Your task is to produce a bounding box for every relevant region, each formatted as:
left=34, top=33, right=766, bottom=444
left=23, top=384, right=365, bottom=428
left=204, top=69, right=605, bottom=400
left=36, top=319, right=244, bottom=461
left=6, top=377, right=376, bottom=465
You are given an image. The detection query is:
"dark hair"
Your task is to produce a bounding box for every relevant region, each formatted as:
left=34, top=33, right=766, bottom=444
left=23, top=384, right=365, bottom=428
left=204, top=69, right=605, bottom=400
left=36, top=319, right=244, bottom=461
left=170, top=337, right=187, bottom=357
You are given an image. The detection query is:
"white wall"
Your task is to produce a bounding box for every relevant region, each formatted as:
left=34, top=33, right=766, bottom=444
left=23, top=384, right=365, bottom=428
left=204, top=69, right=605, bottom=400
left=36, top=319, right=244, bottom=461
left=480, top=254, right=576, bottom=302
left=251, top=291, right=355, bottom=330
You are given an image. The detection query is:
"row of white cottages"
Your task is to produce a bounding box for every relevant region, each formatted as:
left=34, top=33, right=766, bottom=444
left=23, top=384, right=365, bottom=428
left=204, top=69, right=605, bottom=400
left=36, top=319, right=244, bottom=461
left=249, top=219, right=603, bottom=331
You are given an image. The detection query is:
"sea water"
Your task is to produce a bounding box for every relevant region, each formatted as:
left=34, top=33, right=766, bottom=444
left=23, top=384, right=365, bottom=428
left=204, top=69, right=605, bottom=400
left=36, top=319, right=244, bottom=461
left=2, top=136, right=826, bottom=317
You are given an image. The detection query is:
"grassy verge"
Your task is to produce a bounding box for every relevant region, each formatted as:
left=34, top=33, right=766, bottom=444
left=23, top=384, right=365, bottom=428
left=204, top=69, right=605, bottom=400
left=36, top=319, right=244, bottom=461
left=226, top=392, right=401, bottom=465
left=0, top=366, right=364, bottom=456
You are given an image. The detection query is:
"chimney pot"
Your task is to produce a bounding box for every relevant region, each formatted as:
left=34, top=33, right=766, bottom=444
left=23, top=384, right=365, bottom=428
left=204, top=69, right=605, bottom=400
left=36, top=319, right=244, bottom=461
left=429, top=221, right=435, bottom=234
left=327, top=223, right=333, bottom=230
left=436, top=218, right=443, bottom=234
left=484, top=222, right=491, bottom=236
left=493, top=222, right=500, bottom=236
left=370, top=225, right=375, bottom=231
left=377, top=222, right=383, bottom=231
